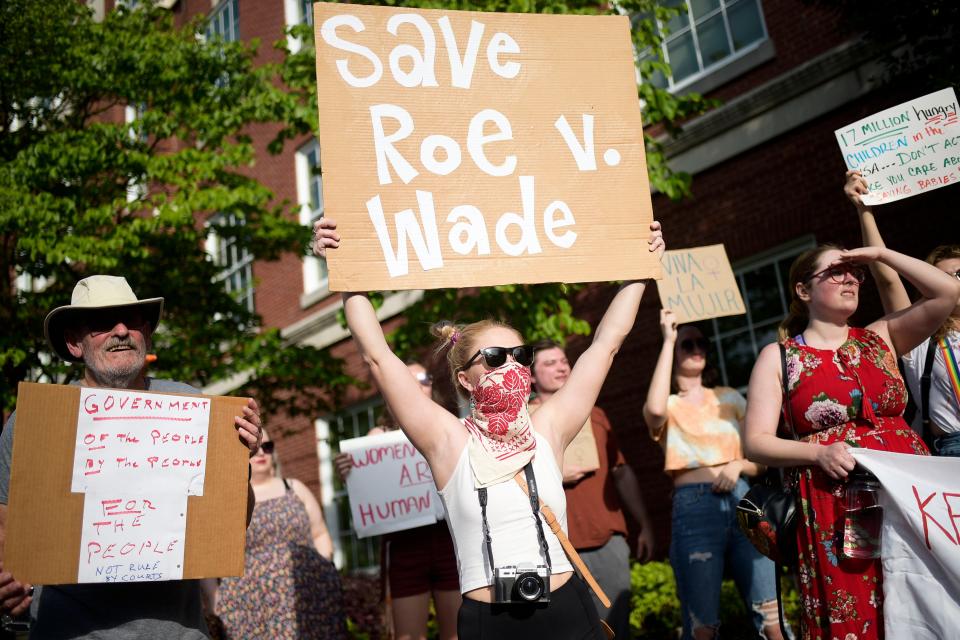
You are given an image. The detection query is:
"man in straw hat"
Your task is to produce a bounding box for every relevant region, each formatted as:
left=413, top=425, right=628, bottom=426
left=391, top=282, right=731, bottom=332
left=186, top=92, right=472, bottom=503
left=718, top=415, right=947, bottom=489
left=0, top=275, right=263, bottom=638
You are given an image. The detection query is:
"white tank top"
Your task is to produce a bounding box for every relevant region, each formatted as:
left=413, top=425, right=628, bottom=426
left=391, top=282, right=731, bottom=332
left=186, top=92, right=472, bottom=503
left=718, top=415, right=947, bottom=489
left=438, top=431, right=574, bottom=594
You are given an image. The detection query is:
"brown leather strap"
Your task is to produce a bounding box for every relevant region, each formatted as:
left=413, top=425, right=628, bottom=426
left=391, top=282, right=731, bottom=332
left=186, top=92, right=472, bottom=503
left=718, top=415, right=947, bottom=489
left=514, top=472, right=612, bottom=609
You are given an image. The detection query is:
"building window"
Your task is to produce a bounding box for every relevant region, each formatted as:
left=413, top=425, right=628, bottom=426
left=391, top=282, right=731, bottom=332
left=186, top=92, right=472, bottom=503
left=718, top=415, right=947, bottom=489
left=296, top=139, right=328, bottom=300
left=207, top=0, right=240, bottom=42
left=207, top=213, right=255, bottom=313
left=704, top=237, right=814, bottom=392
left=299, top=0, right=313, bottom=25
left=319, top=398, right=386, bottom=572
left=637, top=0, right=768, bottom=91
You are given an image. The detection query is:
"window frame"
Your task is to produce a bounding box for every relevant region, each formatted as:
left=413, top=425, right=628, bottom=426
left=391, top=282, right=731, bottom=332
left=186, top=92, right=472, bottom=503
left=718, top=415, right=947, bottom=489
left=316, top=397, right=386, bottom=573
left=640, top=0, right=771, bottom=95
left=206, top=212, right=256, bottom=314
left=206, top=0, right=240, bottom=43
left=704, top=235, right=815, bottom=393
left=296, top=138, right=329, bottom=307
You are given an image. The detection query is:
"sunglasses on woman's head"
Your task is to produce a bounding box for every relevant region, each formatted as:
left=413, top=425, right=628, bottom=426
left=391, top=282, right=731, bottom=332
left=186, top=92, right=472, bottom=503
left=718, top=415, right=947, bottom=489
left=808, top=264, right=867, bottom=285
left=258, top=441, right=275, bottom=454
left=679, top=337, right=709, bottom=353
left=459, top=345, right=535, bottom=371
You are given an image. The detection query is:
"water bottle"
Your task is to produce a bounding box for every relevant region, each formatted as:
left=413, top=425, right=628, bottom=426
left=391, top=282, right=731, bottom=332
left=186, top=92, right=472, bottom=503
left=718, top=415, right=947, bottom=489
left=842, top=466, right=883, bottom=559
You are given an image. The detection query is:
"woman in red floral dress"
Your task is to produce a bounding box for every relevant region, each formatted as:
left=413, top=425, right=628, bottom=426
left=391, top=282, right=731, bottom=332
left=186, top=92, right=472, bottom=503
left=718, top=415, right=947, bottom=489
left=743, top=243, right=960, bottom=640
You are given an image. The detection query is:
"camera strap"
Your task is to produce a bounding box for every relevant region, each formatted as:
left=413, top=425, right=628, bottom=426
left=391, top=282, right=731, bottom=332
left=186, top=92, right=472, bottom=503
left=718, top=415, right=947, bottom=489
left=476, top=461, right=552, bottom=574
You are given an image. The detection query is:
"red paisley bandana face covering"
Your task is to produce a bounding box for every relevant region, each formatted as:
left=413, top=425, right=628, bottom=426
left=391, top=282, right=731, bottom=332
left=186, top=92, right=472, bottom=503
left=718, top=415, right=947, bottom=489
left=463, top=361, right=537, bottom=488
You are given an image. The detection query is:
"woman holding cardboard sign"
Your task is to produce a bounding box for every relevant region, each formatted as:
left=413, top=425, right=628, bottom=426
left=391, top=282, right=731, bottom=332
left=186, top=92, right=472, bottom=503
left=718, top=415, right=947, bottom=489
left=643, top=309, right=782, bottom=640
left=742, top=241, right=958, bottom=640
left=313, top=216, right=663, bottom=638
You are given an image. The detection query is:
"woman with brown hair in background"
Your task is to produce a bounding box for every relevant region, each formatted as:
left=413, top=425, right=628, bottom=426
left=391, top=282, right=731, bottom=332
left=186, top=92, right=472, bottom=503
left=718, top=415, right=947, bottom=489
left=743, top=239, right=959, bottom=639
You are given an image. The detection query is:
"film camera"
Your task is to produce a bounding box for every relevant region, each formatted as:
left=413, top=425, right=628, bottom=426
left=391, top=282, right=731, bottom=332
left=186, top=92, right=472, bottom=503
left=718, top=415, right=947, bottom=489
left=493, top=563, right=550, bottom=603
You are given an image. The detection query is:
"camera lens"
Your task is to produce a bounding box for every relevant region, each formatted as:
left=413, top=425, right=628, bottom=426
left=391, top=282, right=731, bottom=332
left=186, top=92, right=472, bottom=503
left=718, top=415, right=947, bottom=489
left=516, top=574, right=544, bottom=601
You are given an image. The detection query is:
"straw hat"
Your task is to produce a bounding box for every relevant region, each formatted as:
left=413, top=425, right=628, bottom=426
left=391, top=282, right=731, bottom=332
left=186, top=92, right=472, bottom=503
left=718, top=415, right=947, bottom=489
left=44, top=275, right=164, bottom=363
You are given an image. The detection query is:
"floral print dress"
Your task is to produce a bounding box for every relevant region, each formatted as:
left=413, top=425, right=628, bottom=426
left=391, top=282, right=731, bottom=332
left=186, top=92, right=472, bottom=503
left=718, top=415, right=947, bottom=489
left=218, top=484, right=346, bottom=639
left=783, top=327, right=928, bottom=640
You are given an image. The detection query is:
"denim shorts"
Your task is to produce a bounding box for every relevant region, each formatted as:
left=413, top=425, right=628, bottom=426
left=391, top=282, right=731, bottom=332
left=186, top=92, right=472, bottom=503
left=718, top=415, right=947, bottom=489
left=670, top=478, right=778, bottom=639
left=934, top=431, right=960, bottom=457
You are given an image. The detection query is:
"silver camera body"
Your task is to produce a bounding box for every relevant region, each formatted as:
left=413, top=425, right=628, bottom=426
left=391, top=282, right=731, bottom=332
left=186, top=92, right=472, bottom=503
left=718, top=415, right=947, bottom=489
left=492, top=563, right=550, bottom=604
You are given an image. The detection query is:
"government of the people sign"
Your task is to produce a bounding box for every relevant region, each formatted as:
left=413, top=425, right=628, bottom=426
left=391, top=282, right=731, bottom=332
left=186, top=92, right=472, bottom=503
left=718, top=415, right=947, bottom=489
left=313, top=3, right=659, bottom=291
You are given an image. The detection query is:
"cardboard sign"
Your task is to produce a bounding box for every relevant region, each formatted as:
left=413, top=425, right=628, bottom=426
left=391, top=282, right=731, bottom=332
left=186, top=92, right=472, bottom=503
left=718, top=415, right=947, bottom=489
left=339, top=430, right=444, bottom=538
left=658, top=245, right=746, bottom=324
left=835, top=87, right=960, bottom=205
left=313, top=3, right=660, bottom=291
left=851, top=449, right=960, bottom=639
left=5, top=382, right=250, bottom=584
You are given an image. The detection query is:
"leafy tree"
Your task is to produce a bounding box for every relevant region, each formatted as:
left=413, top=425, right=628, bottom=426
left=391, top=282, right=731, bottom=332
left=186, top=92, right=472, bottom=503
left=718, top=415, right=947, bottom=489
left=0, top=1, right=349, bottom=418
left=280, top=0, right=713, bottom=356
left=812, top=0, right=959, bottom=93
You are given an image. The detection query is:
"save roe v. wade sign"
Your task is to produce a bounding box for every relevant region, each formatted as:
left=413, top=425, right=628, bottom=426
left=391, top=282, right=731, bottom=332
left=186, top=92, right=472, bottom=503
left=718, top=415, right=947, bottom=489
left=313, top=3, right=660, bottom=291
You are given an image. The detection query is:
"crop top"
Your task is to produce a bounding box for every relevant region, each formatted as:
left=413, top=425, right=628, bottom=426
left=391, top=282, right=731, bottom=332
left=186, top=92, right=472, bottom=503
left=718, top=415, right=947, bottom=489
left=438, top=431, right=574, bottom=594
left=654, top=386, right=746, bottom=474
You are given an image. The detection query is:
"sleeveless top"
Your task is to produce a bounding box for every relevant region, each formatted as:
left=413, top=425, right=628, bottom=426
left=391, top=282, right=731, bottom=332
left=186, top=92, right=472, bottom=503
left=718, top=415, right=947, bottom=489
left=438, top=431, right=574, bottom=594
left=657, top=386, right=746, bottom=473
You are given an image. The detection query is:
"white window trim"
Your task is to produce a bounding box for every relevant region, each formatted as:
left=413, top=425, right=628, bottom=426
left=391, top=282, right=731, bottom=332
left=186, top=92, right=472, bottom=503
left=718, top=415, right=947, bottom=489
left=649, top=0, right=772, bottom=95
left=205, top=213, right=256, bottom=314
left=296, top=139, right=329, bottom=307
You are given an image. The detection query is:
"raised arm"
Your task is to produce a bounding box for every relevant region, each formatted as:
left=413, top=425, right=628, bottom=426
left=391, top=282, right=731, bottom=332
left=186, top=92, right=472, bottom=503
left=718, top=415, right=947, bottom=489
left=535, top=222, right=664, bottom=451
left=744, top=343, right=855, bottom=479
left=642, top=309, right=677, bottom=439
left=843, top=247, right=960, bottom=356
left=312, top=219, right=459, bottom=464
left=844, top=170, right=910, bottom=313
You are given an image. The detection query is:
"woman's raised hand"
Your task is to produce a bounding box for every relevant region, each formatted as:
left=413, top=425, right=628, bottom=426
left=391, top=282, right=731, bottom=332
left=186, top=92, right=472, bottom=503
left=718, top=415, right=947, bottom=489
left=312, top=217, right=340, bottom=258
left=843, top=169, right=871, bottom=211
left=648, top=220, right=665, bottom=258
left=659, top=308, right=678, bottom=343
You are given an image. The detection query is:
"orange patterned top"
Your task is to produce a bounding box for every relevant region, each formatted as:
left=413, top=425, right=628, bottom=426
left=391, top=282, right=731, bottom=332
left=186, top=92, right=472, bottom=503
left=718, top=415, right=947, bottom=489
left=655, top=386, right=746, bottom=474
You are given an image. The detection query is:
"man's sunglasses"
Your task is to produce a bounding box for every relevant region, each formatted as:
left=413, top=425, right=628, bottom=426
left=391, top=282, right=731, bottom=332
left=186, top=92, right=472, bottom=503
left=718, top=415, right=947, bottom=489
left=679, top=337, right=710, bottom=353
left=459, top=345, right=535, bottom=371
left=808, top=264, right=866, bottom=285
left=83, top=308, right=148, bottom=335
left=258, top=441, right=275, bottom=454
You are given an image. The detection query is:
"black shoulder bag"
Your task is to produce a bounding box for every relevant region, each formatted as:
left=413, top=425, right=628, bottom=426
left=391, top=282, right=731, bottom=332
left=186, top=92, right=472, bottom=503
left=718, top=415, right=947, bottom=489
left=736, top=343, right=800, bottom=567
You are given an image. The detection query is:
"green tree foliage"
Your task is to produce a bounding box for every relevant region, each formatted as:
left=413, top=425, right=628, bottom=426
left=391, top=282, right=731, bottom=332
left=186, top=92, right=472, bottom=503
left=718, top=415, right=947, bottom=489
left=813, top=0, right=959, bottom=92
left=281, top=0, right=714, bottom=356
left=0, top=1, right=348, bottom=417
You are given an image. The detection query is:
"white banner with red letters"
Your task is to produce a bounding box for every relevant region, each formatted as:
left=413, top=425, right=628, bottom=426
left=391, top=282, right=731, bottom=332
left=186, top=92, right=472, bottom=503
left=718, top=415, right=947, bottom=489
left=851, top=448, right=960, bottom=639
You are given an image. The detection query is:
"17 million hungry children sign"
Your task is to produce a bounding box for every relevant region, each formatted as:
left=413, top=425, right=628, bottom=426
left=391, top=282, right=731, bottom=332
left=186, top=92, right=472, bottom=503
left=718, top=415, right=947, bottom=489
left=312, top=3, right=660, bottom=291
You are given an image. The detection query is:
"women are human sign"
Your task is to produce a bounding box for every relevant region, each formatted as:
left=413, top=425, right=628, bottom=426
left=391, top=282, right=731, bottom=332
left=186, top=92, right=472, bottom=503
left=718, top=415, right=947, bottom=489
left=313, top=3, right=659, bottom=291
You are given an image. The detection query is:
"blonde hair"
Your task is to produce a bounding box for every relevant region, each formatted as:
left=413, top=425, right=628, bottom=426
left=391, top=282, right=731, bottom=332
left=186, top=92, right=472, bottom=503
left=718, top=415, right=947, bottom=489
left=778, top=244, right=844, bottom=341
left=927, top=244, right=960, bottom=341
left=430, top=319, right=519, bottom=397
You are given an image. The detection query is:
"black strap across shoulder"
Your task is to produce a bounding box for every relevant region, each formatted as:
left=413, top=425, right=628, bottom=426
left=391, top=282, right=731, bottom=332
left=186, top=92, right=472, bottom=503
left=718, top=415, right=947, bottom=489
left=282, top=477, right=291, bottom=491
left=921, top=338, right=937, bottom=431
left=477, top=462, right=552, bottom=572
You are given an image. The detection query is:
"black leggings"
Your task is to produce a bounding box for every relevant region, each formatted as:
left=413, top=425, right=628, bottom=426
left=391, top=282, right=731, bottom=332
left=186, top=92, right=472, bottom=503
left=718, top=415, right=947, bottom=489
left=457, top=575, right=607, bottom=639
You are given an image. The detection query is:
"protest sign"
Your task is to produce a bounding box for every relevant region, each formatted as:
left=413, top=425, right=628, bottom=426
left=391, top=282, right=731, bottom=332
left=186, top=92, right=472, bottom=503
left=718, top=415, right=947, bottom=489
left=657, top=245, right=745, bottom=324
left=5, top=382, right=249, bottom=584
left=835, top=87, right=960, bottom=205
left=339, top=430, right=444, bottom=538
left=312, top=3, right=660, bottom=291
left=851, top=449, right=960, bottom=639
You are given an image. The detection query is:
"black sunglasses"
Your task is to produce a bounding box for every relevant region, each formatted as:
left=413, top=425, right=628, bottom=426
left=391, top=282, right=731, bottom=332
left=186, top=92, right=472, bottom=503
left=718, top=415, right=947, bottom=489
left=459, top=345, right=535, bottom=371
left=679, top=337, right=709, bottom=353
left=258, top=441, right=275, bottom=454
left=83, top=308, right=148, bottom=336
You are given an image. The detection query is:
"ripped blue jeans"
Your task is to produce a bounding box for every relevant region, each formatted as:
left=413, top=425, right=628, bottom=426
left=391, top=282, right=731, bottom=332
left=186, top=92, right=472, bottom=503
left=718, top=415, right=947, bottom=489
left=670, top=479, right=779, bottom=639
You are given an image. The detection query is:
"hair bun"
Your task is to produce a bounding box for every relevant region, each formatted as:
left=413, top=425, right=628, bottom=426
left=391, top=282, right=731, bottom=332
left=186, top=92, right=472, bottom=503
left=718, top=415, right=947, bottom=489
left=430, top=320, right=462, bottom=347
